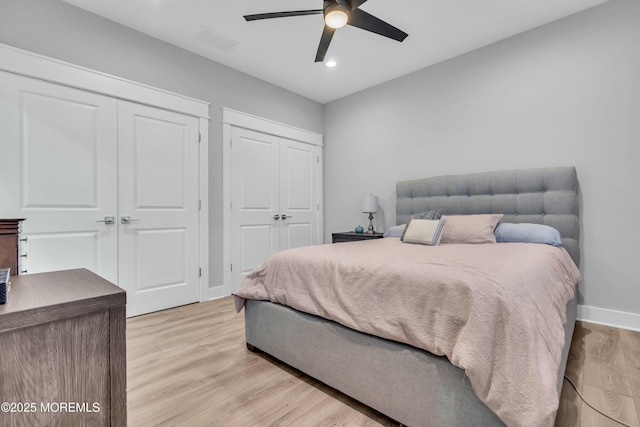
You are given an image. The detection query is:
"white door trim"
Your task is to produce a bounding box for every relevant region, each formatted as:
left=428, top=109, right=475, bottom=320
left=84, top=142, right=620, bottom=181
left=0, top=43, right=211, bottom=305
left=198, top=119, right=210, bottom=303
left=222, top=108, right=324, bottom=297
left=222, top=108, right=323, bottom=147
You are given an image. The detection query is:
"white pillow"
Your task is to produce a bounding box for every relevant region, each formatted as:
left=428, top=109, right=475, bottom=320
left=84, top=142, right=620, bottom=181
left=401, top=218, right=446, bottom=246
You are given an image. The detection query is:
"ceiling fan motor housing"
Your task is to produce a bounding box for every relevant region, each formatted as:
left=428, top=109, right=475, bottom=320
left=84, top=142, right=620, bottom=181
left=324, top=0, right=351, bottom=26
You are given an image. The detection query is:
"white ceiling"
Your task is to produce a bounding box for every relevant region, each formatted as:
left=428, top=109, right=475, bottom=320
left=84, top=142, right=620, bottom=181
left=61, top=0, right=610, bottom=104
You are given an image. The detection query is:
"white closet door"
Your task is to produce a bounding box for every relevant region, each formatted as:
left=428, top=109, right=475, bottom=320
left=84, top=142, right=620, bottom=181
left=0, top=72, right=118, bottom=281
left=230, top=127, right=280, bottom=293
left=117, top=101, right=200, bottom=317
left=279, top=138, right=320, bottom=250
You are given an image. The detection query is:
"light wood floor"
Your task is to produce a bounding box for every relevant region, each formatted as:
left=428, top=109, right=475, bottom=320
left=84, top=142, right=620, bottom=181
left=127, top=297, right=640, bottom=427
left=559, top=320, right=640, bottom=427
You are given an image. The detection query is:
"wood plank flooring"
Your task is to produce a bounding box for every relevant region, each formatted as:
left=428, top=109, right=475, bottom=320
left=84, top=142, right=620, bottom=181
left=560, top=322, right=640, bottom=427
left=127, top=297, right=640, bottom=427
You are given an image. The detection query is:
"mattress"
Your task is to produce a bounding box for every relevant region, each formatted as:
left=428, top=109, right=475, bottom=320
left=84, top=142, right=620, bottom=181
left=235, top=237, right=581, bottom=426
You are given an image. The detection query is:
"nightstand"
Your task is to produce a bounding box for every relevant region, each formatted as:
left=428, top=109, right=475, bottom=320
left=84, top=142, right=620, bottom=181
left=332, top=231, right=385, bottom=243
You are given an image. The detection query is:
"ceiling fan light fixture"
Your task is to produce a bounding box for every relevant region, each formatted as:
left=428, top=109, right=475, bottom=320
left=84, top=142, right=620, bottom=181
left=244, top=0, right=408, bottom=64
left=324, top=4, right=349, bottom=29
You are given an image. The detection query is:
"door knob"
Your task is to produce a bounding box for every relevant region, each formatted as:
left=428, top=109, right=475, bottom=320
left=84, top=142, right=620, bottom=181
left=96, top=216, right=115, bottom=225
left=273, top=214, right=280, bottom=220
left=281, top=214, right=292, bottom=220
left=121, top=216, right=140, bottom=224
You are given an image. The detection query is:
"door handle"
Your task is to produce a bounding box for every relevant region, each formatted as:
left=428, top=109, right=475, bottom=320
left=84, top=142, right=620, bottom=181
left=121, top=216, right=140, bottom=225
left=96, top=216, right=115, bottom=225
left=273, top=214, right=280, bottom=221
left=281, top=214, right=292, bottom=220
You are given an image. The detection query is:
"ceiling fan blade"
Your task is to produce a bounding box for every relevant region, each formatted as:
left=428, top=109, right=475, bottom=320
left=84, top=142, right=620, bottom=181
left=347, top=8, right=408, bottom=42
left=349, top=0, right=368, bottom=10
left=244, top=10, right=322, bottom=22
left=315, top=25, right=336, bottom=63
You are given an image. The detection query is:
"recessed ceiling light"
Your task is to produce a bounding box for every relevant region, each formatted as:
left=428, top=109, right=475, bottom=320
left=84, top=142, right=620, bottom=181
left=326, top=60, right=337, bottom=68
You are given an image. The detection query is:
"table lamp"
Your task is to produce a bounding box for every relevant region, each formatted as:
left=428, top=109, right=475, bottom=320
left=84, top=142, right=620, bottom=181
left=362, top=194, right=378, bottom=234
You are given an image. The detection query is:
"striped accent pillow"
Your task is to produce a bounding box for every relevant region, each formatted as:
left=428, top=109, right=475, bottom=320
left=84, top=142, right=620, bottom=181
left=401, top=218, right=446, bottom=246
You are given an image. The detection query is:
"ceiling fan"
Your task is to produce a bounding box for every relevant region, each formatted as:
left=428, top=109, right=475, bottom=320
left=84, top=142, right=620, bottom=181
left=244, top=0, right=408, bottom=63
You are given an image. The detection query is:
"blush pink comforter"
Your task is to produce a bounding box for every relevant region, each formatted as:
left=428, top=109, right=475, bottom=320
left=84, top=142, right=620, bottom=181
left=234, top=238, right=581, bottom=427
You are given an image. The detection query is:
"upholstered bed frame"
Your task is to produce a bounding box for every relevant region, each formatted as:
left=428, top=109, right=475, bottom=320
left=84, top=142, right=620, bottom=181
left=245, top=166, right=579, bottom=426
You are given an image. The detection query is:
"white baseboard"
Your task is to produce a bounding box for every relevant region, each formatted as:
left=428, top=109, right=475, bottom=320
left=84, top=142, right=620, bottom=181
left=577, top=304, right=640, bottom=332
left=206, top=285, right=225, bottom=301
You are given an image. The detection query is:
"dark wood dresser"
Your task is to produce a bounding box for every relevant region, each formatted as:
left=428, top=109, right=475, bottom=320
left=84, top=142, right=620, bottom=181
left=0, top=269, right=127, bottom=427
left=0, top=218, right=25, bottom=275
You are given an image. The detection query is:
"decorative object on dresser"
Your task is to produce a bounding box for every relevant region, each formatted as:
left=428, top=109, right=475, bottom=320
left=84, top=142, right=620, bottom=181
left=332, top=231, right=384, bottom=243
left=0, top=269, right=127, bottom=427
left=361, top=194, right=378, bottom=234
left=0, top=218, right=25, bottom=275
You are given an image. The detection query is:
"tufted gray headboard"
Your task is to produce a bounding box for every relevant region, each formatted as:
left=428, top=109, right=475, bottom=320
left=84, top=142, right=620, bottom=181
left=396, top=167, right=580, bottom=266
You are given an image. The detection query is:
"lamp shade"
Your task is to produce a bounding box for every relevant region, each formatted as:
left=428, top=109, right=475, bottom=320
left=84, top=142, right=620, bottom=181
left=362, top=194, right=378, bottom=213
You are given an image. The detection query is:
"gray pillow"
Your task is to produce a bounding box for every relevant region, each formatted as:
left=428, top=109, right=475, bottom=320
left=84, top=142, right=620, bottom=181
left=411, top=209, right=443, bottom=220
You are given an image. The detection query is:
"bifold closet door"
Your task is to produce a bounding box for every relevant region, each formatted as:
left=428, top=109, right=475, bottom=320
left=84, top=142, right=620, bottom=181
left=0, top=72, right=118, bottom=282
left=117, top=101, right=200, bottom=317
left=229, top=127, right=319, bottom=293
left=230, top=127, right=280, bottom=291
left=0, top=71, right=202, bottom=316
left=279, top=138, right=320, bottom=251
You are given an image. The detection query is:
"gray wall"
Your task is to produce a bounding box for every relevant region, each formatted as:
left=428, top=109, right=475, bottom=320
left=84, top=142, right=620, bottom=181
left=0, top=0, right=324, bottom=289
left=323, top=0, right=640, bottom=316
left=2, top=0, right=638, bottom=319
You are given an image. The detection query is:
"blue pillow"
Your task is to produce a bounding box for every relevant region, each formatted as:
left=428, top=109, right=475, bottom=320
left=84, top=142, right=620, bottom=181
left=494, top=223, right=562, bottom=247
left=383, top=224, right=406, bottom=238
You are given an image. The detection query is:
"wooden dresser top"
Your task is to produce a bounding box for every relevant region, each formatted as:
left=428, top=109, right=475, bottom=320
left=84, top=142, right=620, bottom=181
left=0, top=268, right=126, bottom=334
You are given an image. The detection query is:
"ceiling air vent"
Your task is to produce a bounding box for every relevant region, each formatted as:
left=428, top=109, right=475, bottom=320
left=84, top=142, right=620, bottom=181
left=194, top=26, right=238, bottom=52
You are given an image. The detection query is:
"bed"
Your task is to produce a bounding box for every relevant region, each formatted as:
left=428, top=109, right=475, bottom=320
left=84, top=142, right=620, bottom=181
left=236, top=166, right=580, bottom=427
